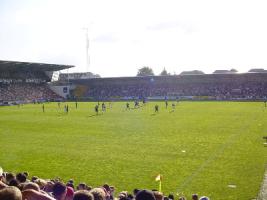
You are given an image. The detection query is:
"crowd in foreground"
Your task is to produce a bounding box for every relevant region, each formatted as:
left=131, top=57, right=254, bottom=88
left=0, top=168, right=210, bottom=200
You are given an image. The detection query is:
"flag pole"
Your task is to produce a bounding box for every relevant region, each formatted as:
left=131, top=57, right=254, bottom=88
left=155, top=174, right=162, bottom=192
left=159, top=179, right=162, bottom=192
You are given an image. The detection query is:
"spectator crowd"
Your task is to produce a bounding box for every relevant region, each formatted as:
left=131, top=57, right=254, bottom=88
left=0, top=83, right=61, bottom=102
left=0, top=167, right=210, bottom=200
left=85, top=81, right=267, bottom=100
left=69, top=73, right=267, bottom=100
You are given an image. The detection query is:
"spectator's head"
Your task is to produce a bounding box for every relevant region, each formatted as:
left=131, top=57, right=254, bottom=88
left=90, top=188, right=106, bottom=200
left=5, top=173, right=15, bottom=185
left=192, top=194, right=198, bottom=200
left=168, top=194, right=174, bottom=200
left=31, top=176, right=38, bottom=182
left=15, top=173, right=26, bottom=184
left=153, top=191, right=163, bottom=200
left=77, top=183, right=87, bottom=190
left=68, top=179, right=74, bottom=184
left=199, top=197, right=209, bottom=200
left=101, top=187, right=110, bottom=200
left=102, top=184, right=111, bottom=197
left=128, top=194, right=134, bottom=200
left=22, top=182, right=40, bottom=191
left=54, top=177, right=62, bottom=183
left=52, top=182, right=67, bottom=200
left=136, top=190, right=156, bottom=200
left=35, top=179, right=47, bottom=190
left=109, top=186, right=115, bottom=196
left=102, top=184, right=111, bottom=192
left=23, top=172, right=29, bottom=178
left=133, top=189, right=140, bottom=196
left=163, top=196, right=169, bottom=200
left=9, top=179, right=19, bottom=187
left=43, top=181, right=54, bottom=193
left=74, top=190, right=94, bottom=200
left=118, top=191, right=127, bottom=200
left=66, top=182, right=75, bottom=189
left=0, top=186, right=22, bottom=200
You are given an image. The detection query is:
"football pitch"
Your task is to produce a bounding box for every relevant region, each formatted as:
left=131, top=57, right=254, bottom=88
left=0, top=101, right=266, bottom=199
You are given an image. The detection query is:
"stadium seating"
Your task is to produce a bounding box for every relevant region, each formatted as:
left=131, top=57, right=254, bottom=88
left=70, top=73, right=267, bottom=100
left=0, top=83, right=61, bottom=102
left=0, top=60, right=73, bottom=103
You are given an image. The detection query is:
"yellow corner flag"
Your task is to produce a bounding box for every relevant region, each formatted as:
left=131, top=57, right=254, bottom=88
left=155, top=174, right=162, bottom=181
left=155, top=174, right=162, bottom=192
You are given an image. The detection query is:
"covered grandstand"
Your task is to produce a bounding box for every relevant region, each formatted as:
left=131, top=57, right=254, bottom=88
left=0, top=60, right=73, bottom=104
left=67, top=72, right=267, bottom=101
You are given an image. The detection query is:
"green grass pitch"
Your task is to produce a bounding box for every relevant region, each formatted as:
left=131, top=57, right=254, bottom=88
left=0, top=101, right=267, bottom=199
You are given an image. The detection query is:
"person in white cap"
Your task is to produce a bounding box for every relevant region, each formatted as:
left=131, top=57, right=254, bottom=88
left=0, top=166, right=4, bottom=181
left=0, top=166, right=8, bottom=189
left=199, top=196, right=210, bottom=200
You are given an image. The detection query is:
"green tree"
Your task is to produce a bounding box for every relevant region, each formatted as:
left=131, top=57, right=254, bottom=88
left=159, top=67, right=169, bottom=75
left=137, top=66, right=154, bottom=76
left=230, top=68, right=238, bottom=73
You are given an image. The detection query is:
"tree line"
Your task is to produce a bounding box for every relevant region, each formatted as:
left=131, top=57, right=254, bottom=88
left=137, top=66, right=170, bottom=76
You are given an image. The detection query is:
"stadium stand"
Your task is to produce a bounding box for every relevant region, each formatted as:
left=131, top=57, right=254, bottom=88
left=0, top=60, right=73, bottom=104
left=2, top=60, right=267, bottom=102
left=68, top=72, right=267, bottom=101
left=59, top=72, right=100, bottom=80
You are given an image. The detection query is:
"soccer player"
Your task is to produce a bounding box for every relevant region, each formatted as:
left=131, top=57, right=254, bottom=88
left=264, top=96, right=267, bottom=107
left=134, top=100, right=139, bottom=108
left=126, top=102, right=130, bottom=110
left=169, top=103, right=175, bottom=113
left=102, top=102, right=106, bottom=112
left=42, top=104, right=45, bottom=113
left=142, top=98, right=146, bottom=105
left=95, top=105, right=99, bottom=115
left=64, top=105, right=67, bottom=113
left=165, top=100, right=168, bottom=109
left=155, top=104, right=159, bottom=113
left=75, top=101, right=78, bottom=109
left=172, top=103, right=175, bottom=111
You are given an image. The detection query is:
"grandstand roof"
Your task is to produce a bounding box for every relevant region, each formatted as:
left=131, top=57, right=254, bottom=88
left=180, top=70, right=205, bottom=75
left=248, top=68, right=267, bottom=73
left=0, top=60, right=73, bottom=72
left=213, top=70, right=231, bottom=74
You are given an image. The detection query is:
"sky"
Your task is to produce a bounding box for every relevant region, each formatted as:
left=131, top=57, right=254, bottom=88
left=0, top=0, right=267, bottom=77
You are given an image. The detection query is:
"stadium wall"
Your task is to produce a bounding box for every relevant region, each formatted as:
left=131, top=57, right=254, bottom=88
left=49, top=84, right=70, bottom=98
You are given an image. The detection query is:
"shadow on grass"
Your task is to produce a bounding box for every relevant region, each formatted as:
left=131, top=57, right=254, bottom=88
left=87, top=114, right=103, bottom=117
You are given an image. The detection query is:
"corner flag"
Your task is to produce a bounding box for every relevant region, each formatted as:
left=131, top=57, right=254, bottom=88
left=155, top=174, right=162, bottom=181
left=155, top=174, right=162, bottom=192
